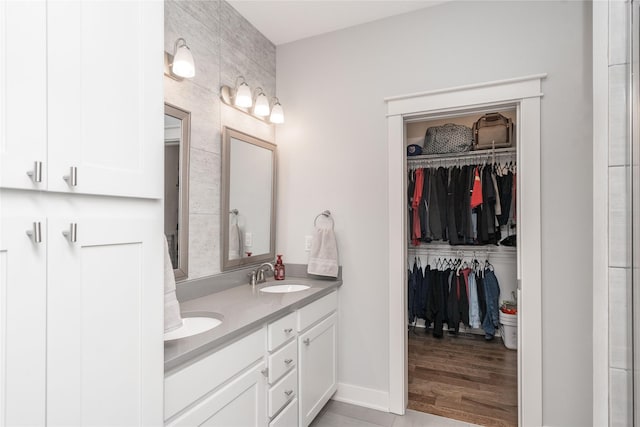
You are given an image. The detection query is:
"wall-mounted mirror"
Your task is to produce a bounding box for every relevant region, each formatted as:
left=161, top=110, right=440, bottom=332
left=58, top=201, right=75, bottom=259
left=165, top=103, right=190, bottom=280
left=221, top=127, right=276, bottom=270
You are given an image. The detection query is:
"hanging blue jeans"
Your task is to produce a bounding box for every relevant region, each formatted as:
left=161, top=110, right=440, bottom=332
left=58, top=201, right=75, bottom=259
left=482, top=269, right=501, bottom=337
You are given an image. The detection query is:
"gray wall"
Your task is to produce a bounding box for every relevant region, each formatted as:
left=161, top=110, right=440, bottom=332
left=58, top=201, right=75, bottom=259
left=164, top=0, right=276, bottom=280
left=275, top=1, right=593, bottom=425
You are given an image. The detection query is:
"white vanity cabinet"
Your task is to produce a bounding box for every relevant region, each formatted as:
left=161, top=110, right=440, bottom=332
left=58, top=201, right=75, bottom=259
left=297, top=291, right=338, bottom=427
left=165, top=330, right=266, bottom=426
left=0, top=0, right=163, bottom=199
left=164, top=289, right=339, bottom=427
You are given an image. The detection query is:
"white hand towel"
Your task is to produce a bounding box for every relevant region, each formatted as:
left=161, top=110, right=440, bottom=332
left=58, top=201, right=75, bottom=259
left=229, top=222, right=243, bottom=260
left=307, top=222, right=339, bottom=277
left=164, top=235, right=183, bottom=333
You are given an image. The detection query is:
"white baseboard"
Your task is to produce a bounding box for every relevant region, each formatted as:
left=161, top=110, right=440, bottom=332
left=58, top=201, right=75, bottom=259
left=332, top=382, right=389, bottom=412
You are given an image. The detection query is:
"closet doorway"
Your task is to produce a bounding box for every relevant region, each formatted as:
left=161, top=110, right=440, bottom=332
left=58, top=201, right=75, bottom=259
left=385, top=75, right=545, bottom=426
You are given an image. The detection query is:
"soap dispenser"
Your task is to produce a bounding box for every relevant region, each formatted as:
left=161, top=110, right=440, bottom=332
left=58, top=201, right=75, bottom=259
left=274, top=255, right=285, bottom=280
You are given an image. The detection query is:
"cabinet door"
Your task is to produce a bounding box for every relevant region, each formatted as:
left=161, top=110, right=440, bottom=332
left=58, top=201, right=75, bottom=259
left=298, top=313, right=337, bottom=427
left=47, top=1, right=163, bottom=198
left=167, top=363, right=267, bottom=427
left=47, top=217, right=163, bottom=426
left=0, top=215, right=47, bottom=426
left=0, top=1, right=48, bottom=190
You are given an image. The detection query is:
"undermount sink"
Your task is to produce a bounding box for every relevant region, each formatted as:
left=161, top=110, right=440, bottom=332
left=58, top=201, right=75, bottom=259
left=164, top=315, right=223, bottom=341
left=260, top=284, right=310, bottom=294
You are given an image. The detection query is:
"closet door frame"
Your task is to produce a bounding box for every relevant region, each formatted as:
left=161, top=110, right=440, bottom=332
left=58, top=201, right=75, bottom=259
left=385, top=74, right=545, bottom=426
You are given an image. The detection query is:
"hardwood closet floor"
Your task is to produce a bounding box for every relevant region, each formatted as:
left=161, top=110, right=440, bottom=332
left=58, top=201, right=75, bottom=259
left=408, top=330, right=517, bottom=427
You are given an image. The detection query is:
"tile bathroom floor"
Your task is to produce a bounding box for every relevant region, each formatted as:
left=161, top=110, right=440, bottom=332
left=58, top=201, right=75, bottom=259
left=311, top=400, right=478, bottom=427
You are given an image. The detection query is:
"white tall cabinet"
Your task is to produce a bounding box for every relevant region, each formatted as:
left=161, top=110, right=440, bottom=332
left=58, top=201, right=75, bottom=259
left=0, top=1, right=164, bottom=426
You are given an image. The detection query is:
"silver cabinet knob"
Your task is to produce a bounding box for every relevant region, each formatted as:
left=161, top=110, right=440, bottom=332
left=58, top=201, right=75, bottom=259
left=63, top=166, right=78, bottom=187
left=284, top=328, right=293, bottom=334
left=303, top=338, right=310, bottom=346
left=26, top=161, right=42, bottom=183
left=284, top=389, right=293, bottom=397
left=62, top=223, right=77, bottom=243
left=26, top=222, right=42, bottom=243
left=284, top=358, right=293, bottom=365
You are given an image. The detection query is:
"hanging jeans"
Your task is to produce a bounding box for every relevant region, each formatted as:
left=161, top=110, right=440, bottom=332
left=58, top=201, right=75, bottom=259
left=482, top=269, right=501, bottom=337
left=468, top=272, right=481, bottom=329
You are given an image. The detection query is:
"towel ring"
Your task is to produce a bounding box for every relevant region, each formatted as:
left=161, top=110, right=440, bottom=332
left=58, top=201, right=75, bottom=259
left=314, top=210, right=334, bottom=228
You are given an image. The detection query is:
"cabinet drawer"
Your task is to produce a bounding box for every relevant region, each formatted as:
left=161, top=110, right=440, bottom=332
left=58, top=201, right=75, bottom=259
left=268, top=368, right=297, bottom=418
left=164, top=329, right=264, bottom=420
left=297, top=291, right=337, bottom=332
left=268, top=339, right=297, bottom=384
left=268, top=312, right=296, bottom=351
left=269, top=398, right=297, bottom=427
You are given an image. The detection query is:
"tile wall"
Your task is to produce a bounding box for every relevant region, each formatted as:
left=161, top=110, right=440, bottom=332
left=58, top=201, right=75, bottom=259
left=164, top=1, right=276, bottom=280
left=607, top=1, right=633, bottom=425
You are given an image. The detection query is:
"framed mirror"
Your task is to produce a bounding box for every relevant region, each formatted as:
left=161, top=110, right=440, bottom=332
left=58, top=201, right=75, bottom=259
left=221, top=127, right=276, bottom=270
left=164, top=103, right=190, bottom=280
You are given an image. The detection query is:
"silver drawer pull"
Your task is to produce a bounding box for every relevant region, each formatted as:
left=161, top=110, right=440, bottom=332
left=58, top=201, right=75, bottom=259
left=261, top=368, right=269, bottom=377
left=284, top=328, right=293, bottom=334
left=63, top=166, right=78, bottom=187
left=62, top=223, right=77, bottom=243
left=303, top=338, right=310, bottom=346
left=284, top=358, right=293, bottom=365
left=26, top=161, right=42, bottom=183
left=284, top=389, right=293, bottom=397
left=26, top=222, right=42, bottom=243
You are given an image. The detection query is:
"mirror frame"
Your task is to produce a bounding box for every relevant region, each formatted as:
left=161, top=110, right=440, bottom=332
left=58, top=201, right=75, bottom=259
left=221, top=126, right=277, bottom=271
left=165, top=103, right=190, bottom=281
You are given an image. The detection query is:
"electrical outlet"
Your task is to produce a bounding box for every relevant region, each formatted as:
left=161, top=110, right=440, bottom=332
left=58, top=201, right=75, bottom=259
left=304, top=235, right=313, bottom=251
left=244, top=232, right=252, bottom=247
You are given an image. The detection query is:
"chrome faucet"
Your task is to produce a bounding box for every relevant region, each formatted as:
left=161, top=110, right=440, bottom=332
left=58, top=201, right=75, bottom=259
left=256, top=262, right=274, bottom=284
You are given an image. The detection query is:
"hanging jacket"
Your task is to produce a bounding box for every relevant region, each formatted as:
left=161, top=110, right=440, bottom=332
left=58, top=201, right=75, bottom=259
left=407, top=266, right=416, bottom=324
left=436, top=168, right=449, bottom=241
left=411, top=169, right=424, bottom=245
left=419, top=169, right=431, bottom=242
left=426, top=169, right=441, bottom=241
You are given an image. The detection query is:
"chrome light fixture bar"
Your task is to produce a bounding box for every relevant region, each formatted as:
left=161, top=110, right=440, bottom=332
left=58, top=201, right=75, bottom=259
left=220, top=77, right=285, bottom=124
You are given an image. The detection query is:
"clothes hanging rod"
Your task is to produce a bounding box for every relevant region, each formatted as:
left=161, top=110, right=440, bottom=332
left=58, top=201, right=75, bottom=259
left=407, top=147, right=516, bottom=162
left=408, top=245, right=516, bottom=256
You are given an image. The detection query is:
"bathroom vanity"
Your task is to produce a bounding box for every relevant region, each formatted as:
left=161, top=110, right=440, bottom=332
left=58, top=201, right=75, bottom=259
left=164, top=277, right=341, bottom=427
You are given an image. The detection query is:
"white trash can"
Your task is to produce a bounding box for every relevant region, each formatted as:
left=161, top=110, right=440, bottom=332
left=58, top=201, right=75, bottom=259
left=499, top=311, right=517, bottom=350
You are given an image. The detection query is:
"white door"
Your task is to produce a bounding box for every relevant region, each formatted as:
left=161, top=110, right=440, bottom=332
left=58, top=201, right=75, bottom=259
left=47, top=1, right=163, bottom=198
left=298, top=314, right=337, bottom=427
left=0, top=215, right=47, bottom=426
left=0, top=1, right=48, bottom=191
left=168, top=363, right=267, bottom=427
left=47, top=216, right=163, bottom=426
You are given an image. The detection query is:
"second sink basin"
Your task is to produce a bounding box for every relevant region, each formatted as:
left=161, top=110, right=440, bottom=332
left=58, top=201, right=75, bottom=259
left=260, top=284, right=310, bottom=293
left=164, top=316, right=223, bottom=341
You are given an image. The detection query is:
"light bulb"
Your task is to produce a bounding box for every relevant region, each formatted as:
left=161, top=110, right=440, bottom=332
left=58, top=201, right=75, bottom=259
left=172, top=40, right=195, bottom=78
left=235, top=82, right=252, bottom=108
left=270, top=101, right=284, bottom=124
left=254, top=92, right=270, bottom=116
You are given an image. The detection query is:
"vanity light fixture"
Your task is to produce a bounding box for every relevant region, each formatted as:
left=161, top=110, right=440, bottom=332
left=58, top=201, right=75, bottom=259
left=220, top=76, right=285, bottom=124
left=269, top=98, right=285, bottom=124
left=253, top=88, right=270, bottom=117
left=164, top=38, right=195, bottom=80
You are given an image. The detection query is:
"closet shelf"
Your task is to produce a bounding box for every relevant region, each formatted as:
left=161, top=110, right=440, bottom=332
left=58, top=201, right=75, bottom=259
left=407, top=147, right=516, bottom=163
left=408, top=242, right=516, bottom=258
